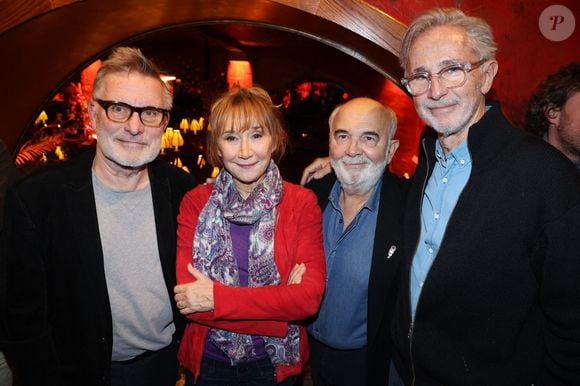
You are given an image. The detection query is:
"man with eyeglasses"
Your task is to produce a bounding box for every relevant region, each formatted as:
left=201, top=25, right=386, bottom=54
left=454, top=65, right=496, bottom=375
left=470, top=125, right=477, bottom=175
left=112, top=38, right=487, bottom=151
left=390, top=7, right=580, bottom=385
left=0, top=47, right=196, bottom=386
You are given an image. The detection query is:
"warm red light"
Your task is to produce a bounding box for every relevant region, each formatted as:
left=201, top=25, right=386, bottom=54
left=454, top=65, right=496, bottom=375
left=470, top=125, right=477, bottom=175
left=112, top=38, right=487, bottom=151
left=227, top=60, right=253, bottom=90
left=295, top=82, right=312, bottom=99
left=377, top=78, right=424, bottom=178
left=81, top=59, right=101, bottom=103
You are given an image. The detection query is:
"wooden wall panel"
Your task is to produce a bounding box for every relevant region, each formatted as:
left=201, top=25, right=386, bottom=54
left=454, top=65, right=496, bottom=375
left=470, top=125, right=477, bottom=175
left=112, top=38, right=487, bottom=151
left=0, top=0, right=80, bottom=35
left=271, top=0, right=406, bottom=56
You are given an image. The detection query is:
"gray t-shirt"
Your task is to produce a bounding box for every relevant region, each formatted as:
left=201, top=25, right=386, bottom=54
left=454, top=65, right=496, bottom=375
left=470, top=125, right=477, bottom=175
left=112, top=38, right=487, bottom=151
left=93, top=173, right=175, bottom=361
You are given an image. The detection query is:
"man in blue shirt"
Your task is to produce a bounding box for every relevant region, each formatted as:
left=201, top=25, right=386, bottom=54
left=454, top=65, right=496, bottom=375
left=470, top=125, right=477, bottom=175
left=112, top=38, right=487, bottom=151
left=390, top=8, right=580, bottom=385
left=306, top=97, right=406, bottom=385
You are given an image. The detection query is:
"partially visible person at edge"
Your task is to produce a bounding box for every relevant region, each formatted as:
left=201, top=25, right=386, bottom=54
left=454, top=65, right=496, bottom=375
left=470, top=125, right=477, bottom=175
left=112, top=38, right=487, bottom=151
left=173, top=86, right=326, bottom=386
left=0, top=47, right=197, bottom=386
left=525, top=62, right=580, bottom=172
left=0, top=138, right=19, bottom=386
left=388, top=8, right=580, bottom=385
left=305, top=97, right=406, bottom=386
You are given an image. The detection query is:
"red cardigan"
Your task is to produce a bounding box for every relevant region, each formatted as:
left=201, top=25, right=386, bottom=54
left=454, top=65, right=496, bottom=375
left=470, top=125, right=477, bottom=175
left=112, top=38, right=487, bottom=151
left=176, top=181, right=326, bottom=382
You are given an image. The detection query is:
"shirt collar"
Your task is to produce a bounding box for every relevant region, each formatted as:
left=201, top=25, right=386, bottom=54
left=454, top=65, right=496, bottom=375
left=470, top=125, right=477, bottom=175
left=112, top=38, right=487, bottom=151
left=435, top=138, right=472, bottom=169
left=328, top=176, right=383, bottom=213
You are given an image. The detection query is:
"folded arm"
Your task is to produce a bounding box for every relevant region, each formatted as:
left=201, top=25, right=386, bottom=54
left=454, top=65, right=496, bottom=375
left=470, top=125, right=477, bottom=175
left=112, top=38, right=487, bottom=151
left=175, top=186, right=325, bottom=336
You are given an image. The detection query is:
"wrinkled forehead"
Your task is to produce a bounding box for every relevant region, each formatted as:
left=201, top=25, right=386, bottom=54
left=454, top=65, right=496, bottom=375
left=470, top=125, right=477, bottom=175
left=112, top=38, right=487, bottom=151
left=407, top=25, right=475, bottom=73
left=333, top=105, right=389, bottom=137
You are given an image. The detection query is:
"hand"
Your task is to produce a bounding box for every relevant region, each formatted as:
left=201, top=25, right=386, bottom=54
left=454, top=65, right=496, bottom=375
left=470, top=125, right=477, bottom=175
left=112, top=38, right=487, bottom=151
left=300, top=157, right=331, bottom=185
left=288, top=263, right=306, bottom=284
left=205, top=177, right=215, bottom=184
left=174, top=264, right=215, bottom=314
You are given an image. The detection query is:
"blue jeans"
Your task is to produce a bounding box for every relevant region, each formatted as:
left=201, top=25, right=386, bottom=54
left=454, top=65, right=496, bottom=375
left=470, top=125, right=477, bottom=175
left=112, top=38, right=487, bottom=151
left=186, top=356, right=297, bottom=386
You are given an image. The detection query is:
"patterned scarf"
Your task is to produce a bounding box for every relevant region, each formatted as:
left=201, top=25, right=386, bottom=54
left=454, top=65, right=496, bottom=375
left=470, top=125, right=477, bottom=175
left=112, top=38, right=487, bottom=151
left=193, top=161, right=300, bottom=365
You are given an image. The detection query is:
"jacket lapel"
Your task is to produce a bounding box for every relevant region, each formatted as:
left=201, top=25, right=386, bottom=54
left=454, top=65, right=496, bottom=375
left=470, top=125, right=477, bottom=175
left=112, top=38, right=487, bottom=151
left=367, top=172, right=404, bottom=342
left=64, top=150, right=111, bottom=319
left=148, top=163, right=176, bottom=299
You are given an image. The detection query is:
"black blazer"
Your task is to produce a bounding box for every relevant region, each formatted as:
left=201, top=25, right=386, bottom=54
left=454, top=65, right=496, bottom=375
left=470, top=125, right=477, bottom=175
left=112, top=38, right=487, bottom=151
left=0, top=149, right=196, bottom=386
left=308, top=170, right=406, bottom=385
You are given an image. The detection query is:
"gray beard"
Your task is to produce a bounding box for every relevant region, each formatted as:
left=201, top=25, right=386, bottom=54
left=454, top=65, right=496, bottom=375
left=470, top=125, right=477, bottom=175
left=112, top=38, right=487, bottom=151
left=331, top=155, right=386, bottom=195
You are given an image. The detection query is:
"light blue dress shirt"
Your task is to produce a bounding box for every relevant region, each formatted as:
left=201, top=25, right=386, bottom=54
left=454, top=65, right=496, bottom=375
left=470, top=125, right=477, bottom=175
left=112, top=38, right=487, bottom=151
left=410, top=139, right=472, bottom=319
left=308, top=178, right=381, bottom=349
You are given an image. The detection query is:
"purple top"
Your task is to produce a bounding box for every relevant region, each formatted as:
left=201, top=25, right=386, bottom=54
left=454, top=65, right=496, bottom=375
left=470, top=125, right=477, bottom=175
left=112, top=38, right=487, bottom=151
left=203, top=222, right=268, bottom=363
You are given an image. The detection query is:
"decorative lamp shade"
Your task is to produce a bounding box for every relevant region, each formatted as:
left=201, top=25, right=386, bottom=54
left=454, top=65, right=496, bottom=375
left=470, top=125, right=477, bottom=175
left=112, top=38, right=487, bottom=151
left=81, top=60, right=101, bottom=104
left=161, top=75, right=177, bottom=98
left=179, top=118, right=189, bottom=132
left=210, top=166, right=220, bottom=178
left=227, top=60, right=253, bottom=90
left=161, top=127, right=174, bottom=152
left=190, top=119, right=200, bottom=134
left=172, top=129, right=184, bottom=150
left=35, top=110, right=48, bottom=125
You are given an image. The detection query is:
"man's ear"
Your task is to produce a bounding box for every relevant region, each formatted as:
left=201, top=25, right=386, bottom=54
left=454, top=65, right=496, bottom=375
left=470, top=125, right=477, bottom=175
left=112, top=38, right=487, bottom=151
left=480, top=60, right=499, bottom=95
left=386, top=139, right=400, bottom=164
left=544, top=105, right=561, bottom=125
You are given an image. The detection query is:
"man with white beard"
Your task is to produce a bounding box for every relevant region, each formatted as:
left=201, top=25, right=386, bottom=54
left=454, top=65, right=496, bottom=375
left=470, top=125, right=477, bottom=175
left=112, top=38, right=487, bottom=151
left=305, top=97, right=406, bottom=386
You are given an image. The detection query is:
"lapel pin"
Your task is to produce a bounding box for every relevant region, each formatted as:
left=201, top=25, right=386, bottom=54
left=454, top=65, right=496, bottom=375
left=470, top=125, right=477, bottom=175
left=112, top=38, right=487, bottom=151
left=387, top=245, right=397, bottom=259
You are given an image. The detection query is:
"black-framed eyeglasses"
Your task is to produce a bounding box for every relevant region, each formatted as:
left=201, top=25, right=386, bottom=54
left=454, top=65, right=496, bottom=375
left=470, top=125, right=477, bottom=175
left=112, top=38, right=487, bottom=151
left=95, top=99, right=170, bottom=127
left=401, top=59, right=487, bottom=96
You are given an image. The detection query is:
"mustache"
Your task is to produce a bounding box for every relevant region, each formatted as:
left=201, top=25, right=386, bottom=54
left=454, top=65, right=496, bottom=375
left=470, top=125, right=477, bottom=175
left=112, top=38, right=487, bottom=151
left=339, top=155, right=371, bottom=165
left=113, top=136, right=150, bottom=146
left=424, top=100, right=458, bottom=109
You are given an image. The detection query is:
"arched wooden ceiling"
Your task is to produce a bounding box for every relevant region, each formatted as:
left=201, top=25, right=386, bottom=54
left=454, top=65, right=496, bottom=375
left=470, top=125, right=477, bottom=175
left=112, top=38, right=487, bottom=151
left=0, top=0, right=407, bottom=151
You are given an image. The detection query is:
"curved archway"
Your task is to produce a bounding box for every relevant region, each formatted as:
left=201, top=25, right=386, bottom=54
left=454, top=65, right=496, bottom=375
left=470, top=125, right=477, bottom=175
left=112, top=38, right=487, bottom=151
left=0, top=0, right=407, bottom=151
